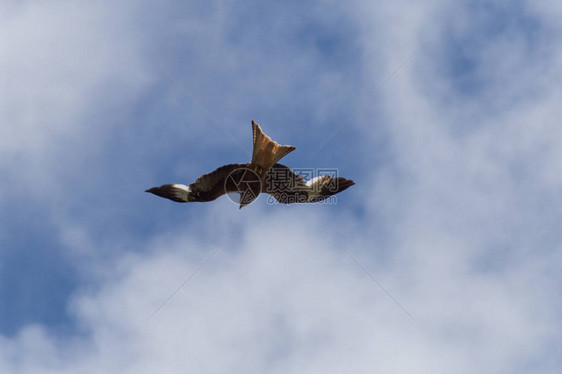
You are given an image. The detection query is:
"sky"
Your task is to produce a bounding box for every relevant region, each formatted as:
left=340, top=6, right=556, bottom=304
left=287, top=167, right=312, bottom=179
left=1, top=0, right=561, bottom=372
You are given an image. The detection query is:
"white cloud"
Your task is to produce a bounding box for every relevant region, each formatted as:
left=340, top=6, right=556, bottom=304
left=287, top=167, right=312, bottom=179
left=1, top=212, right=557, bottom=373
left=0, top=1, right=151, bottom=200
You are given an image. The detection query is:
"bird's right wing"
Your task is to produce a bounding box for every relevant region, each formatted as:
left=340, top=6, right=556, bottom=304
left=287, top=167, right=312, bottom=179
left=263, top=164, right=308, bottom=203
left=264, top=163, right=354, bottom=204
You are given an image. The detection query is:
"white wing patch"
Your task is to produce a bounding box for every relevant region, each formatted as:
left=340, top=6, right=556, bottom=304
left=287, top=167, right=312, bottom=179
left=305, top=175, right=329, bottom=187
left=305, top=175, right=331, bottom=201
left=169, top=184, right=191, bottom=201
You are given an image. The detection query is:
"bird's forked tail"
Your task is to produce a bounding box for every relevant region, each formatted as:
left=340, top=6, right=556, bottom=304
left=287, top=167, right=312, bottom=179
left=250, top=120, right=296, bottom=175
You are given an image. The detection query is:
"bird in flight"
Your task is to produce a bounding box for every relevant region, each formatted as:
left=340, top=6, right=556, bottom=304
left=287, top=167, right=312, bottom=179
left=146, top=121, right=354, bottom=208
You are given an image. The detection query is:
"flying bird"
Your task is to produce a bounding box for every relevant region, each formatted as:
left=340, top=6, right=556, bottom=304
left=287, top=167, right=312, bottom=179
left=146, top=121, right=354, bottom=208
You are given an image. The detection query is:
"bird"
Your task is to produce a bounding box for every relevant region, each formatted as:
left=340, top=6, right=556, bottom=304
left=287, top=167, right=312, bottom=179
left=146, top=120, right=354, bottom=208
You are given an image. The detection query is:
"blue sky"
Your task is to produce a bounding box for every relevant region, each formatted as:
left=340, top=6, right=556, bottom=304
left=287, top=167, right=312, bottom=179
left=1, top=0, right=562, bottom=372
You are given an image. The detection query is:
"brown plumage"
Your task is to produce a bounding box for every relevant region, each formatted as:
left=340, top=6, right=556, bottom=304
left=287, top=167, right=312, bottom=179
left=251, top=120, right=296, bottom=175
left=146, top=121, right=354, bottom=208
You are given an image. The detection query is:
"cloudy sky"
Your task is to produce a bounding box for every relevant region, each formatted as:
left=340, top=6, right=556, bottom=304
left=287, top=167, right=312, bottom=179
left=1, top=0, right=561, bottom=372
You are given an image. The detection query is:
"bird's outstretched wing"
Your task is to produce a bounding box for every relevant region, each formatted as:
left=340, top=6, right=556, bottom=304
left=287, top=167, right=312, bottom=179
left=146, top=163, right=250, bottom=203
left=264, top=163, right=354, bottom=204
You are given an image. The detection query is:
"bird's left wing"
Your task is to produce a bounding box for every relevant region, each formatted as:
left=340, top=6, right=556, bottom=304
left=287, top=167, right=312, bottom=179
left=146, top=163, right=249, bottom=203
left=190, top=163, right=251, bottom=201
